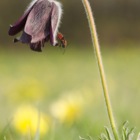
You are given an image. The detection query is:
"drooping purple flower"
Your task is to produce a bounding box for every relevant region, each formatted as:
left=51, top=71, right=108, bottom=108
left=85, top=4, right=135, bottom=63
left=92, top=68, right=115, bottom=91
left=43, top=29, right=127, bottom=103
left=8, top=0, right=66, bottom=52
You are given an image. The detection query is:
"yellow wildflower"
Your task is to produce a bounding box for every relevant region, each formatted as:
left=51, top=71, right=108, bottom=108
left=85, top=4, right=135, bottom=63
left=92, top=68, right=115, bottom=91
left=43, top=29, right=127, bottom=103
left=8, top=78, right=46, bottom=102
left=50, top=93, right=84, bottom=124
left=13, top=105, right=50, bottom=136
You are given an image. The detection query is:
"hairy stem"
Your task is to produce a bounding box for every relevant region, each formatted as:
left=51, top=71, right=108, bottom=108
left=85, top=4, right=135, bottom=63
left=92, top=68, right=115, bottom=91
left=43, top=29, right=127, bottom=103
left=81, top=0, right=119, bottom=139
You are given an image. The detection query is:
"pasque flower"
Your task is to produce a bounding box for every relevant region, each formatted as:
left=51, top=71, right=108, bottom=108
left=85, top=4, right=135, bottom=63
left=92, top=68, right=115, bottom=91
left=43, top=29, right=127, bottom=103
left=8, top=0, right=67, bottom=52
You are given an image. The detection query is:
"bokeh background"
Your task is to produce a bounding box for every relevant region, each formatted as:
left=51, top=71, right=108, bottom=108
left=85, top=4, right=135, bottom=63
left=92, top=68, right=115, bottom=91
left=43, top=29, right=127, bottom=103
left=0, top=0, right=140, bottom=139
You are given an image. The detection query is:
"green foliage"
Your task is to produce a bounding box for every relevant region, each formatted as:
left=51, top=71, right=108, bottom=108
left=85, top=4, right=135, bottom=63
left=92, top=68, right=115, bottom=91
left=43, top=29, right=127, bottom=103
left=0, top=121, right=11, bottom=140
left=79, top=122, right=139, bottom=140
left=101, top=121, right=140, bottom=140
left=99, top=121, right=140, bottom=140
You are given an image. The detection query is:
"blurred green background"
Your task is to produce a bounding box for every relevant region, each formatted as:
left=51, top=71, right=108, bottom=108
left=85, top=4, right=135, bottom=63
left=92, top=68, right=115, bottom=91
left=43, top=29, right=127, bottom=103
left=0, top=0, right=140, bottom=139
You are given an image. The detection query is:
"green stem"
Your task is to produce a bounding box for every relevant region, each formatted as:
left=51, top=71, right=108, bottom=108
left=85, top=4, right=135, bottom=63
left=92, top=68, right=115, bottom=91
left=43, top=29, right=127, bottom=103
left=81, top=0, right=119, bottom=139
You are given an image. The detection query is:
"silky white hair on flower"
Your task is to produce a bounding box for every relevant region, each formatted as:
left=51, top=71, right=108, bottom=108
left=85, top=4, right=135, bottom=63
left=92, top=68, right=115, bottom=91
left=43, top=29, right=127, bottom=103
left=9, top=0, right=66, bottom=52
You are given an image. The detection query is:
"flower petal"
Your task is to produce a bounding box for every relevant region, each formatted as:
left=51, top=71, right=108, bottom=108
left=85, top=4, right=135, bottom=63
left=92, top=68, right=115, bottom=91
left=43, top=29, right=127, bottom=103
left=24, top=0, right=52, bottom=44
left=8, top=1, right=37, bottom=36
left=30, top=42, right=42, bottom=52
left=20, top=32, right=32, bottom=43
left=50, top=1, right=62, bottom=46
left=13, top=32, right=31, bottom=44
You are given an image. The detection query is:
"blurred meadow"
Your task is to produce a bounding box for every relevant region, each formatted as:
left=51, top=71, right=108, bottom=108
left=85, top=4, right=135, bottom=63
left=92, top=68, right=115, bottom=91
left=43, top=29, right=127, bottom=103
left=0, top=0, right=140, bottom=140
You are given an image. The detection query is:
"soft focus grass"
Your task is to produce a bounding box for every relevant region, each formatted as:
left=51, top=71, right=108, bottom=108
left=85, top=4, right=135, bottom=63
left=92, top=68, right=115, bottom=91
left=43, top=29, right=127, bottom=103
left=0, top=44, right=140, bottom=139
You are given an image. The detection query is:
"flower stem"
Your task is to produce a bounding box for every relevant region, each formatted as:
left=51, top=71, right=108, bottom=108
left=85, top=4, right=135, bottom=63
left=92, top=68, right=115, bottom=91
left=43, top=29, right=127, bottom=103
left=81, top=0, right=119, bottom=139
